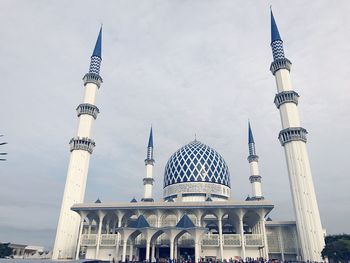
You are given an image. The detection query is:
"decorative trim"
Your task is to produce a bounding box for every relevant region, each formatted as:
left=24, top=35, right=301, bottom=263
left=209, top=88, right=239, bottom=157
left=247, top=155, right=259, bottom=163
left=249, top=175, right=262, bottom=183
left=249, top=196, right=264, bottom=201
left=143, top=178, right=154, bottom=185
left=69, top=137, right=95, bottom=154
left=83, top=73, right=103, bottom=88
left=144, top=158, right=155, bottom=166
left=76, top=103, right=100, bottom=119
left=141, top=198, right=154, bottom=202
left=274, top=91, right=299, bottom=109
left=270, top=58, right=292, bottom=75
left=278, top=127, right=308, bottom=146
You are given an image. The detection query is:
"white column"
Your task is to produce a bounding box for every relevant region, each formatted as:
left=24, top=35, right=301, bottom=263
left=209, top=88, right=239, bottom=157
left=174, top=241, right=178, bottom=260
left=195, top=241, right=200, bottom=263
left=129, top=241, right=133, bottom=261
left=278, top=227, right=285, bottom=261
left=75, top=213, right=86, bottom=260
left=96, top=213, right=104, bottom=259
left=146, top=241, right=151, bottom=262
left=151, top=242, right=156, bottom=262
left=260, top=219, right=269, bottom=260
left=170, top=240, right=174, bottom=260
left=115, top=217, right=122, bottom=261
left=122, top=240, right=127, bottom=262
left=239, top=218, right=246, bottom=260
left=218, top=218, right=224, bottom=260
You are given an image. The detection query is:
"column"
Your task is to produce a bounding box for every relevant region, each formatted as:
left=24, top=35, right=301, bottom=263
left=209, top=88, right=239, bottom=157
left=260, top=219, right=269, bottom=260
left=115, top=217, right=122, bottom=261
left=278, top=227, right=285, bottom=261
left=151, top=242, right=156, bottom=262
left=218, top=217, right=224, bottom=260
left=174, top=242, right=178, bottom=260
left=170, top=240, right=174, bottom=260
left=75, top=213, right=86, bottom=260
left=239, top=218, right=246, bottom=260
left=195, top=240, right=200, bottom=263
left=96, top=213, right=104, bottom=259
left=122, top=240, right=127, bottom=262
left=146, top=240, right=151, bottom=262
left=129, top=241, right=133, bottom=261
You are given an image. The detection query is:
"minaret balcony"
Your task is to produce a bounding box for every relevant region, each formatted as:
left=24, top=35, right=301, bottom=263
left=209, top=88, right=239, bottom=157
left=247, top=154, right=259, bottom=163
left=76, top=103, right=100, bottom=119
left=143, top=177, right=154, bottom=185
left=274, top=91, right=299, bottom=109
left=249, top=175, right=262, bottom=183
left=144, top=158, right=155, bottom=165
left=83, top=73, right=103, bottom=88
left=69, top=137, right=95, bottom=154
left=270, top=58, right=292, bottom=75
left=278, top=127, right=308, bottom=146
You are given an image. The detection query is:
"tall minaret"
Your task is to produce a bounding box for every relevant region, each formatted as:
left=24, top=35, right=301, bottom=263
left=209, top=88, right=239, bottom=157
left=269, top=11, right=324, bottom=261
left=52, top=28, right=103, bottom=259
left=141, top=127, right=155, bottom=202
left=247, top=122, right=263, bottom=200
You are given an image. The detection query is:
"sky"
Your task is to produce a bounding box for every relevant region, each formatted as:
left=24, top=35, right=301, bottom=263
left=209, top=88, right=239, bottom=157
left=0, top=0, right=349, bottom=249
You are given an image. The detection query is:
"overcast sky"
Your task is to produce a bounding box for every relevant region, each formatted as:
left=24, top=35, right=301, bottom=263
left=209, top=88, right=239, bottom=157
left=0, top=0, right=349, bottom=249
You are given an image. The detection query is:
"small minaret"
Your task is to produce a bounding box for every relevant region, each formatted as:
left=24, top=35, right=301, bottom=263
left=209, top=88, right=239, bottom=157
left=270, top=10, right=324, bottom=261
left=141, top=127, right=155, bottom=202
left=52, top=28, right=103, bottom=260
left=247, top=122, right=263, bottom=200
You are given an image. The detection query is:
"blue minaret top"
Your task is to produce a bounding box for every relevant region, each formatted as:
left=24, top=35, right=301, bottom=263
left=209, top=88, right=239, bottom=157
left=92, top=27, right=102, bottom=58
left=89, top=27, right=103, bottom=75
left=148, top=127, right=153, bottom=148
left=146, top=127, right=154, bottom=163
left=248, top=121, right=257, bottom=157
left=270, top=9, right=285, bottom=61
left=271, top=10, right=282, bottom=43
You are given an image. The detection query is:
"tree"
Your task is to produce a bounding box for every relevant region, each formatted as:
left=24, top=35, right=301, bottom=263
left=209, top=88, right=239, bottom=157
left=322, top=234, right=350, bottom=262
left=0, top=243, right=13, bottom=258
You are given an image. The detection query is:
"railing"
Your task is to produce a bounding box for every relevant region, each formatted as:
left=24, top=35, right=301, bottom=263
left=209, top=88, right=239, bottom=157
left=100, top=234, right=117, bottom=246
left=245, top=234, right=264, bottom=247
left=223, top=234, right=241, bottom=247
left=81, top=234, right=97, bottom=246
left=202, top=234, right=219, bottom=247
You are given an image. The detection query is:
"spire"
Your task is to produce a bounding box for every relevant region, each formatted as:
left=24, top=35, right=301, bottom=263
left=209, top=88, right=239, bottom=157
left=148, top=127, right=153, bottom=148
left=248, top=121, right=255, bottom=144
left=248, top=121, right=257, bottom=157
left=92, top=26, right=102, bottom=59
left=270, top=9, right=282, bottom=43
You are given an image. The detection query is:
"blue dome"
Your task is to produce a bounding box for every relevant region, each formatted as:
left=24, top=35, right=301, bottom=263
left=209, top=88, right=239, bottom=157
left=164, top=140, right=231, bottom=188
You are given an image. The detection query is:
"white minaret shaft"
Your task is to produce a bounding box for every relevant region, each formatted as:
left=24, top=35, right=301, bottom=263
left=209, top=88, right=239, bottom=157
left=270, top=11, right=324, bottom=261
left=247, top=122, right=263, bottom=200
left=142, top=127, right=155, bottom=202
left=52, top=28, right=103, bottom=260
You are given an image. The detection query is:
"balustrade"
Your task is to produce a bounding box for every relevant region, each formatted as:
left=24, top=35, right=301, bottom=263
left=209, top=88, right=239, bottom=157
left=223, top=234, right=241, bottom=247
left=244, top=234, right=264, bottom=247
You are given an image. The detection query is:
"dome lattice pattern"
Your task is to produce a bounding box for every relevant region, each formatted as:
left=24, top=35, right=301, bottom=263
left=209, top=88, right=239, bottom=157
left=164, top=141, right=230, bottom=188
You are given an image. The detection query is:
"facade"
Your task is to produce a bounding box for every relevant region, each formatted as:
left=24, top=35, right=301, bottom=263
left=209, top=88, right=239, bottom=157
left=53, top=11, right=325, bottom=262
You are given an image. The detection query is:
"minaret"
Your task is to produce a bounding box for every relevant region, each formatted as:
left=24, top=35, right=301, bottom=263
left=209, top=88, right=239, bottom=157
left=269, top=11, right=324, bottom=261
left=52, top=28, right=103, bottom=259
left=247, top=122, right=263, bottom=200
left=141, top=127, right=155, bottom=202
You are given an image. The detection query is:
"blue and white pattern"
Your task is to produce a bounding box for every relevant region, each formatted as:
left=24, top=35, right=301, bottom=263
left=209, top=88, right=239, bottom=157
left=271, top=40, right=285, bottom=61
left=89, top=56, right=102, bottom=75
left=164, top=140, right=230, bottom=187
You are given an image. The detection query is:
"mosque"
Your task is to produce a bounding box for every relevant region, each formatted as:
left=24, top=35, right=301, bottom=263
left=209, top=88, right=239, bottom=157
left=52, top=11, right=325, bottom=262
